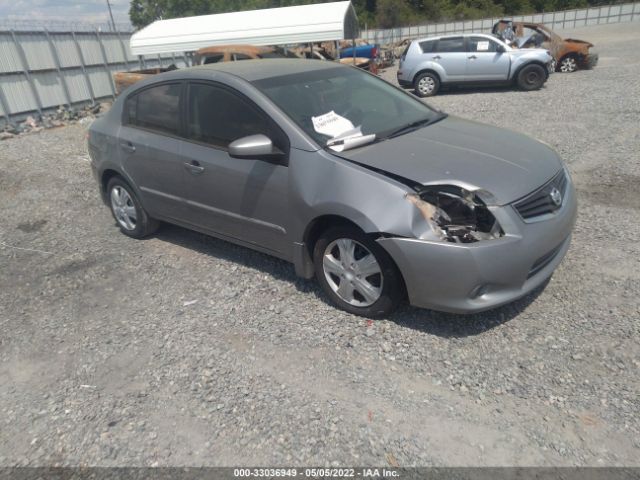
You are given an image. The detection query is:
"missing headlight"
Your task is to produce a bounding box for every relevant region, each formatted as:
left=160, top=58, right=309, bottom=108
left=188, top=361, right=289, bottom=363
left=406, top=186, right=504, bottom=243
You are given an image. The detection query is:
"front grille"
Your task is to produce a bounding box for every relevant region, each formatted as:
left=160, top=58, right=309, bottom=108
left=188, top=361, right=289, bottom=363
left=513, top=169, right=568, bottom=221
left=527, top=240, right=566, bottom=279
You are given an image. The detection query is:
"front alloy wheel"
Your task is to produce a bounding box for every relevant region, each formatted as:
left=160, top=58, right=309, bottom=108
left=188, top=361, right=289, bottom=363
left=313, top=226, right=404, bottom=318
left=323, top=238, right=383, bottom=307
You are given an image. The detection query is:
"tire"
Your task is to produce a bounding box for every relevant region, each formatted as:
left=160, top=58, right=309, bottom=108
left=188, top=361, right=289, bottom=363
left=516, top=64, right=546, bottom=91
left=107, top=176, right=159, bottom=239
left=313, top=226, right=404, bottom=318
left=414, top=72, right=440, bottom=97
left=558, top=54, right=578, bottom=73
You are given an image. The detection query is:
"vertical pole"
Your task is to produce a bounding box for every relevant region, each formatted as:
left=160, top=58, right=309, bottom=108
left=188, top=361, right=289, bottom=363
left=157, top=54, right=163, bottom=68
left=0, top=84, right=12, bottom=125
left=352, top=38, right=356, bottom=65
left=10, top=30, right=43, bottom=116
left=44, top=29, right=73, bottom=107
left=72, top=31, right=96, bottom=103
left=106, top=0, right=116, bottom=32
left=115, top=29, right=132, bottom=70
left=95, top=28, right=117, bottom=98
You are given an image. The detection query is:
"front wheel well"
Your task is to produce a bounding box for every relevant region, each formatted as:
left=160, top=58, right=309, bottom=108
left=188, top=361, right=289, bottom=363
left=304, top=215, right=362, bottom=260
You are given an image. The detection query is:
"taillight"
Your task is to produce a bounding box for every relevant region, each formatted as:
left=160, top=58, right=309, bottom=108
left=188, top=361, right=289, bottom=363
left=372, top=46, right=378, bottom=58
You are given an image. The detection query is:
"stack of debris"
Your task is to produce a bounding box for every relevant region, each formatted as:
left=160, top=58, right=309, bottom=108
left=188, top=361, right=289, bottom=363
left=0, top=102, right=111, bottom=141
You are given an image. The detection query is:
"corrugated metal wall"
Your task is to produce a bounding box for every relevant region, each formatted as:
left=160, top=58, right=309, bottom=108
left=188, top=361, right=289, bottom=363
left=0, top=29, right=188, bottom=127
left=363, top=2, right=640, bottom=45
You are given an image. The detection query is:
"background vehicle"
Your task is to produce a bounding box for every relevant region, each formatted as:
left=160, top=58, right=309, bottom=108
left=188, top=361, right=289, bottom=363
left=492, top=20, right=598, bottom=72
left=193, top=45, right=299, bottom=65
left=397, top=33, right=553, bottom=97
left=113, top=45, right=298, bottom=94
left=89, top=59, right=575, bottom=317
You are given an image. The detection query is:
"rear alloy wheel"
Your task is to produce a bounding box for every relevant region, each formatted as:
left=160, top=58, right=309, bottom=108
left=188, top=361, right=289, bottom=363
left=414, top=72, right=440, bottom=97
left=559, top=55, right=578, bottom=73
left=107, top=176, right=159, bottom=239
left=313, top=226, right=403, bottom=318
left=517, top=64, right=546, bottom=91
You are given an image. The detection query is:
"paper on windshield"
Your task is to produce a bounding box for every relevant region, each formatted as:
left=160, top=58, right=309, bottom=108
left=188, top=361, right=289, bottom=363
left=312, top=111, right=355, bottom=138
left=476, top=41, right=489, bottom=51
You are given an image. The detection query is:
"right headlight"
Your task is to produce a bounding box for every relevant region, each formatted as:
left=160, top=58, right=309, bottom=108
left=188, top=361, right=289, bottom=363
left=405, top=186, right=504, bottom=243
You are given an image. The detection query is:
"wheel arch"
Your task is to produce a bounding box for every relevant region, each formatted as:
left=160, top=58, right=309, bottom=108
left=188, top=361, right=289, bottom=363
left=413, top=67, right=442, bottom=85
left=297, top=214, right=408, bottom=298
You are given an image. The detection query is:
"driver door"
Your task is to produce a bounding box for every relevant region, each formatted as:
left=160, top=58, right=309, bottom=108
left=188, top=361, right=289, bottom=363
left=178, top=82, right=290, bottom=255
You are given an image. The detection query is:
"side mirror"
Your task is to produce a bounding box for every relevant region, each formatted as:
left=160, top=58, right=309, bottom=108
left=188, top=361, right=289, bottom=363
left=228, top=134, right=282, bottom=159
left=496, top=45, right=506, bottom=53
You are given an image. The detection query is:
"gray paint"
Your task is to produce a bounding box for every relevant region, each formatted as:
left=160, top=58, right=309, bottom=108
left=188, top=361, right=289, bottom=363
left=89, top=59, right=577, bottom=314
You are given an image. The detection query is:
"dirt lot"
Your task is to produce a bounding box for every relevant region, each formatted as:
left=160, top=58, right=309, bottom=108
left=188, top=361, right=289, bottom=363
left=1, top=22, right=638, bottom=467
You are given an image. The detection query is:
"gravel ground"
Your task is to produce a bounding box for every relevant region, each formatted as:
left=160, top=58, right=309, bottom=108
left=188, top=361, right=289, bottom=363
left=1, top=22, right=639, bottom=467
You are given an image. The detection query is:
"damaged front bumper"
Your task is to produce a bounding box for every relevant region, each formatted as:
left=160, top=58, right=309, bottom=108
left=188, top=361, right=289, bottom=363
left=377, top=176, right=577, bottom=314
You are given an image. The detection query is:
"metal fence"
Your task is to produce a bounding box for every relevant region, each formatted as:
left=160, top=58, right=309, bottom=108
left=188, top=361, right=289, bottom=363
left=0, top=29, right=186, bottom=127
left=363, top=1, right=640, bottom=45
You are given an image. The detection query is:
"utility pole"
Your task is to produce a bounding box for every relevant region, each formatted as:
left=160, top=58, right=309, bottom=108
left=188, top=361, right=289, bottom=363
left=106, top=0, right=116, bottom=32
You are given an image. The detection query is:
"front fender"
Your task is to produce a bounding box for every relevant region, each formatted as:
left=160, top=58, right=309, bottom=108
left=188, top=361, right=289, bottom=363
left=290, top=149, right=424, bottom=238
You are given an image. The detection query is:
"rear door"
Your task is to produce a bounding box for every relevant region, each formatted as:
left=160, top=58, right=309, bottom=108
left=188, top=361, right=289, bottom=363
left=118, top=82, right=187, bottom=220
left=465, top=36, right=511, bottom=81
left=432, top=36, right=467, bottom=81
left=178, top=81, right=290, bottom=255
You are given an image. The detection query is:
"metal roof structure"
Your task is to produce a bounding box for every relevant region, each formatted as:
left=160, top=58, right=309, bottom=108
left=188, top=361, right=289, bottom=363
left=129, top=1, right=359, bottom=56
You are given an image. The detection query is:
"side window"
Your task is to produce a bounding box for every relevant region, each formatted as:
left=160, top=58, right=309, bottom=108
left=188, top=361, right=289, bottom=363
left=187, top=83, right=286, bottom=151
left=232, top=53, right=252, bottom=61
left=468, top=36, right=498, bottom=53
left=125, top=83, right=181, bottom=135
left=419, top=40, right=435, bottom=53
left=434, top=37, right=465, bottom=53
left=203, top=54, right=224, bottom=64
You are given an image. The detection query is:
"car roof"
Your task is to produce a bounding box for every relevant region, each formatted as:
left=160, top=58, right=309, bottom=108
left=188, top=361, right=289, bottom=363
left=414, top=33, right=496, bottom=42
left=176, top=58, right=344, bottom=82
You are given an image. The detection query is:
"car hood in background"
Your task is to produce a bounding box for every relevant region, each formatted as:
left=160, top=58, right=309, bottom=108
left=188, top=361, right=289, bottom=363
left=564, top=38, right=594, bottom=47
left=336, top=116, right=562, bottom=205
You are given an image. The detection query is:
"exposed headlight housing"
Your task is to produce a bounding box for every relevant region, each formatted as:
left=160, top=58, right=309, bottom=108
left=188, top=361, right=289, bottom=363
left=406, top=185, right=504, bottom=243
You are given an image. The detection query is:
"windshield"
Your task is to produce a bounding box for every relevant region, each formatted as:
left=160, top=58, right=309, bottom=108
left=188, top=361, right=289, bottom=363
left=252, top=66, right=442, bottom=147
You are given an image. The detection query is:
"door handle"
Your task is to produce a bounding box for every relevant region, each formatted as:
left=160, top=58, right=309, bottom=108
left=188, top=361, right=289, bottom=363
left=432, top=55, right=441, bottom=60
left=120, top=141, right=136, bottom=153
left=468, top=55, right=477, bottom=59
left=184, top=161, right=205, bottom=175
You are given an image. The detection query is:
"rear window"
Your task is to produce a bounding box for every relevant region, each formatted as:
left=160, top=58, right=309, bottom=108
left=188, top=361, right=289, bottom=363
left=419, top=40, right=436, bottom=53
left=434, top=37, right=465, bottom=53
left=125, top=83, right=181, bottom=135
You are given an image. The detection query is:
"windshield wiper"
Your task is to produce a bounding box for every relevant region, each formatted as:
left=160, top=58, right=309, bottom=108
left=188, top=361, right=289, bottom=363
left=385, top=113, right=447, bottom=139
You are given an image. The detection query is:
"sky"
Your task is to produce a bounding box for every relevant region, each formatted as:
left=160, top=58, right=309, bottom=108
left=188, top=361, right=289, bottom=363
left=0, top=0, right=132, bottom=25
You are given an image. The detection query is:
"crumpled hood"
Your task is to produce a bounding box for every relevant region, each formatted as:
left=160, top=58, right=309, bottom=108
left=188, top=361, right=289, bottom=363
left=336, top=116, right=563, bottom=205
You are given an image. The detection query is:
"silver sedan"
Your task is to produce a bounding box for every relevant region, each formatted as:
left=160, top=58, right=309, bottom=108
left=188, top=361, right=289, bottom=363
left=88, top=59, right=576, bottom=317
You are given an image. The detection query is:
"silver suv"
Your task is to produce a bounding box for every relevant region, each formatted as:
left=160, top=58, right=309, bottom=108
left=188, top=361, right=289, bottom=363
left=397, top=33, right=554, bottom=96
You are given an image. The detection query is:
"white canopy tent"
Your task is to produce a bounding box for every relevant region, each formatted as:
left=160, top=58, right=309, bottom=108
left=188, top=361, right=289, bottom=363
left=130, top=1, right=359, bottom=56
